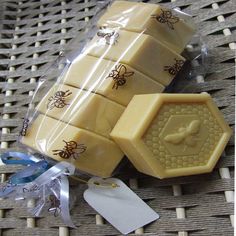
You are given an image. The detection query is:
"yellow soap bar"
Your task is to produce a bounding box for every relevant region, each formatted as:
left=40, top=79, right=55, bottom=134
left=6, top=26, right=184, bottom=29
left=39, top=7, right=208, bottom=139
left=20, top=114, right=124, bottom=177
left=111, top=93, right=232, bottom=178
left=84, top=29, right=185, bottom=86
left=62, top=55, right=165, bottom=106
left=36, top=84, right=124, bottom=138
left=98, top=1, right=196, bottom=53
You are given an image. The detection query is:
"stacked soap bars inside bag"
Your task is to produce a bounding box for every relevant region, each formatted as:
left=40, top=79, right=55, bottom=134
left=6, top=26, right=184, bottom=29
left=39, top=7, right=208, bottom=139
left=20, top=1, right=197, bottom=177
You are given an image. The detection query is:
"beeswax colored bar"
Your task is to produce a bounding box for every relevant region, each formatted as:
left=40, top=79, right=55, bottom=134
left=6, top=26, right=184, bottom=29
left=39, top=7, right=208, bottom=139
left=36, top=84, right=124, bottom=138
left=84, top=29, right=185, bottom=86
left=62, top=55, right=165, bottom=106
left=98, top=1, right=196, bottom=53
left=111, top=93, right=232, bottom=178
left=21, top=114, right=124, bottom=177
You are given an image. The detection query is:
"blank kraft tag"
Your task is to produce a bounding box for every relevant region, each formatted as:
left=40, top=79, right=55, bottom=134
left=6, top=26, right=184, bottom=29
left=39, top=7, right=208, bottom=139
left=84, top=177, right=159, bottom=235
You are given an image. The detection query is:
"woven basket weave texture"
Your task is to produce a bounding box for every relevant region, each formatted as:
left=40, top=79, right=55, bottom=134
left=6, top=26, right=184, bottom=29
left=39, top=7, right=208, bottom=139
left=0, top=0, right=235, bottom=235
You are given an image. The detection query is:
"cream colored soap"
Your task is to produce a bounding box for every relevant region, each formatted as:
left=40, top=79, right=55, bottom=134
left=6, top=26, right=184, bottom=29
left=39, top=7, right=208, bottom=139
left=98, top=1, right=196, bottom=53
left=111, top=93, right=232, bottom=178
left=20, top=114, right=124, bottom=177
left=36, top=84, right=124, bottom=138
left=84, top=29, right=185, bottom=86
left=62, top=55, right=165, bottom=106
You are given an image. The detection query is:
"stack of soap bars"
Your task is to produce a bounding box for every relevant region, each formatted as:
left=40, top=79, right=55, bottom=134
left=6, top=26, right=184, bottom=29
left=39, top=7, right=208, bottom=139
left=21, top=1, right=203, bottom=178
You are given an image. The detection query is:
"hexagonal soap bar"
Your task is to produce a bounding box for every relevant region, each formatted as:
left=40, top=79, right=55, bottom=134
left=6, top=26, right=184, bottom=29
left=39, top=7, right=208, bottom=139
left=111, top=93, right=232, bottom=178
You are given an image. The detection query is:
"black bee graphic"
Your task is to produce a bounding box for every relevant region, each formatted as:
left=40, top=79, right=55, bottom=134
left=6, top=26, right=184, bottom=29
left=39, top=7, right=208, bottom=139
left=107, top=64, right=134, bottom=89
left=47, top=90, right=72, bottom=110
left=20, top=118, right=29, bottom=136
left=23, top=184, right=40, bottom=193
left=0, top=183, right=8, bottom=193
left=0, top=182, right=16, bottom=193
left=48, top=195, right=61, bottom=217
left=52, top=140, right=87, bottom=160
left=164, top=58, right=184, bottom=75
left=164, top=120, right=200, bottom=150
left=97, top=28, right=119, bottom=45
left=151, top=9, right=179, bottom=30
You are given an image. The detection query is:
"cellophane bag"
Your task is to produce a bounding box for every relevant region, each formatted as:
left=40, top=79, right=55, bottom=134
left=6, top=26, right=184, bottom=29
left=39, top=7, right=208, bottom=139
left=1, top=0, right=206, bottom=226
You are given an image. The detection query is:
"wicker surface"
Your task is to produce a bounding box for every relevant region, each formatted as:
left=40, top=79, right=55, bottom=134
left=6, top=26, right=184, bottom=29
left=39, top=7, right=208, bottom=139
left=0, top=0, right=235, bottom=235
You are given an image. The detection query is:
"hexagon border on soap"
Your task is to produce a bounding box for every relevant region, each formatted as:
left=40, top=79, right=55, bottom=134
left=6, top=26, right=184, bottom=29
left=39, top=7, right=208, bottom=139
left=111, top=93, right=232, bottom=179
left=159, top=114, right=208, bottom=157
left=145, top=94, right=232, bottom=178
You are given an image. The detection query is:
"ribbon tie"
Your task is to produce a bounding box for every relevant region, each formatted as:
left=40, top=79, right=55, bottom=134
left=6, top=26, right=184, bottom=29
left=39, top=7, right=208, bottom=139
left=0, top=152, right=76, bottom=228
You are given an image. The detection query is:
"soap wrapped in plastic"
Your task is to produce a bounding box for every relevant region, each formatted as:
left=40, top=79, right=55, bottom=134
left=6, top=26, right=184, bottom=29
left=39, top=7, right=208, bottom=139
left=16, top=0, right=199, bottom=179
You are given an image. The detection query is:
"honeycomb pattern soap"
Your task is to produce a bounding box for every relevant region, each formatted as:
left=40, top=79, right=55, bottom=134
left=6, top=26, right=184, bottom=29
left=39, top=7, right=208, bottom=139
left=111, top=93, right=232, bottom=178
left=36, top=83, right=125, bottom=138
left=98, top=1, right=196, bottom=53
left=62, top=55, right=165, bottom=106
left=21, top=114, right=124, bottom=178
left=84, top=29, right=185, bottom=86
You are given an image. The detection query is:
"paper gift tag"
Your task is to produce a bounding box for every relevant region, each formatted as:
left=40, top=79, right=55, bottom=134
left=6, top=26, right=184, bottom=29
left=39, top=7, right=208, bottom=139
left=84, top=177, right=159, bottom=235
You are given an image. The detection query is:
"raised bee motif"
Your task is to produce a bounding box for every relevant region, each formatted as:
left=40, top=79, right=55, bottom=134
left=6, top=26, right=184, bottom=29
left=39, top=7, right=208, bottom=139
left=48, top=195, right=61, bottom=217
left=47, top=90, right=72, bottom=110
left=164, top=59, right=184, bottom=75
left=107, top=64, right=134, bottom=89
left=97, top=27, right=119, bottom=45
left=164, top=120, right=201, bottom=149
left=20, top=118, right=29, bottom=136
left=52, top=140, right=87, bottom=160
left=151, top=9, right=179, bottom=30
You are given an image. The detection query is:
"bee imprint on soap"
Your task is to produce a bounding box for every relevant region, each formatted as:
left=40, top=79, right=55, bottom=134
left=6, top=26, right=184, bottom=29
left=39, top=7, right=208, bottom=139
left=151, top=9, right=179, bottom=30
left=164, top=59, right=184, bottom=75
left=106, top=64, right=134, bottom=90
left=47, top=90, right=72, bottom=110
left=97, top=27, right=119, bottom=45
left=164, top=120, right=201, bottom=151
left=52, top=140, right=87, bottom=160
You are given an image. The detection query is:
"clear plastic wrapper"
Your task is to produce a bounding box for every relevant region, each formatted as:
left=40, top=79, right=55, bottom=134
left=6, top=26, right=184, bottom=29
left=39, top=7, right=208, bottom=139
left=13, top=1, right=200, bottom=179
left=0, top=0, right=214, bottom=227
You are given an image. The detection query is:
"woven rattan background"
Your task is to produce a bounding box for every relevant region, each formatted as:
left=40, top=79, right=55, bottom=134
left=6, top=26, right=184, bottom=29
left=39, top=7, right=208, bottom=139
left=0, top=0, right=235, bottom=235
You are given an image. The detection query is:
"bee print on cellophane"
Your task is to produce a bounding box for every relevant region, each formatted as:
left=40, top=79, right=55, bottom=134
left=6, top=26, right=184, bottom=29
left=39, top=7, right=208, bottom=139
left=47, top=90, right=72, bottom=110
left=97, top=27, right=119, bottom=45
left=52, top=140, right=87, bottom=160
left=164, top=59, right=184, bottom=75
left=106, top=64, right=134, bottom=89
left=48, top=195, right=61, bottom=217
left=151, top=8, right=179, bottom=30
left=20, top=118, right=30, bottom=136
left=143, top=103, right=223, bottom=170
